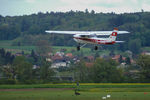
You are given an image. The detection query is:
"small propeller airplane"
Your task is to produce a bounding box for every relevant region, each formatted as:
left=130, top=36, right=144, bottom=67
left=45, top=28, right=129, bottom=51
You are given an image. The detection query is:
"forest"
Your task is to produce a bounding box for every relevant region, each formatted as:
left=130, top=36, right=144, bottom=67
left=0, top=10, right=150, bottom=53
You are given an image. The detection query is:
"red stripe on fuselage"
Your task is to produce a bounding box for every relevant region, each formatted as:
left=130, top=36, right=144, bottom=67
left=74, top=37, right=97, bottom=43
left=74, top=37, right=115, bottom=44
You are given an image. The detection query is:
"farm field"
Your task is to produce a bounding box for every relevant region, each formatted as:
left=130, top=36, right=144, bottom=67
left=0, top=40, right=110, bottom=56
left=0, top=88, right=150, bottom=100
left=0, top=83, right=150, bottom=100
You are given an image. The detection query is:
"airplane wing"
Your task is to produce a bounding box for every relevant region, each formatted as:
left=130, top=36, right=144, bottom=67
left=45, top=30, right=129, bottom=35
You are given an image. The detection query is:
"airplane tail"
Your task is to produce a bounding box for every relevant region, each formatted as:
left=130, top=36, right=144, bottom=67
left=108, top=28, right=118, bottom=41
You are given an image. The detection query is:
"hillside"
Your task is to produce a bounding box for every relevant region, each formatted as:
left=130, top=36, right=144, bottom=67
left=0, top=11, right=150, bottom=53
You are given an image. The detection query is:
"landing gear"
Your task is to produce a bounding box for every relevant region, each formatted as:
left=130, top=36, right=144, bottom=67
left=77, top=46, right=80, bottom=51
left=95, top=46, right=98, bottom=50
left=76, top=43, right=87, bottom=51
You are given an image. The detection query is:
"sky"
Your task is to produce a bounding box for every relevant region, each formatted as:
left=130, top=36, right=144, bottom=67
left=0, top=0, right=150, bottom=16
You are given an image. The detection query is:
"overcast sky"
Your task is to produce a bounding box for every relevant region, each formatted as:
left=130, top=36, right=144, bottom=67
left=0, top=0, right=150, bottom=16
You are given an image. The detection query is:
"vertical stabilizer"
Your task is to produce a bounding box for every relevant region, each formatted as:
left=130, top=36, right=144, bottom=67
left=108, top=28, right=118, bottom=41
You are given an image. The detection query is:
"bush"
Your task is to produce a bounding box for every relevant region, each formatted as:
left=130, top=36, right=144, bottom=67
left=0, top=79, right=16, bottom=84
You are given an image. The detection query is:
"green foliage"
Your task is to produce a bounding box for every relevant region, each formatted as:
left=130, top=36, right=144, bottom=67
left=36, top=40, right=52, bottom=57
left=128, top=39, right=141, bottom=55
left=90, top=58, right=123, bottom=83
left=13, top=56, right=33, bottom=83
left=40, top=61, right=55, bottom=82
left=0, top=11, right=150, bottom=52
left=0, top=24, right=20, bottom=40
left=0, top=79, right=16, bottom=84
left=137, top=55, right=150, bottom=82
left=0, top=48, right=14, bottom=65
left=61, top=56, right=130, bottom=83
left=125, top=57, right=131, bottom=65
left=74, top=60, right=90, bottom=82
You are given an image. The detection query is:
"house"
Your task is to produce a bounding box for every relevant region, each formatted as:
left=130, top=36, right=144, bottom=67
left=85, top=62, right=94, bottom=67
left=33, top=65, right=40, bottom=69
left=66, top=53, right=73, bottom=58
left=84, top=56, right=94, bottom=62
left=112, top=55, right=120, bottom=61
left=141, top=51, right=150, bottom=56
left=112, top=55, right=126, bottom=62
left=15, top=53, right=22, bottom=56
left=46, top=58, right=52, bottom=62
left=51, top=62, right=67, bottom=68
left=51, top=54, right=63, bottom=61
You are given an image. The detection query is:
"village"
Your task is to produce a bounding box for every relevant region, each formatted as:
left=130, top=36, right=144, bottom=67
left=2, top=47, right=148, bottom=82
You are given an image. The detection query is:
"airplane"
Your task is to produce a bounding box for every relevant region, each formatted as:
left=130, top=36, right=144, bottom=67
left=45, top=28, right=129, bottom=51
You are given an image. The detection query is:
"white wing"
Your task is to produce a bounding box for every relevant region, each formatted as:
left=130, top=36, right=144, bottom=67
left=45, top=30, right=129, bottom=35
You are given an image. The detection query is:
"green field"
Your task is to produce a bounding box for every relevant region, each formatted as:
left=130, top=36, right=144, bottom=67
left=0, top=40, right=111, bottom=56
left=0, top=88, right=150, bottom=100
left=0, top=83, right=150, bottom=100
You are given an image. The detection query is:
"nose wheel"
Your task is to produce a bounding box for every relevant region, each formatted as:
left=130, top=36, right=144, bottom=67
left=95, top=46, right=98, bottom=50
left=77, top=46, right=80, bottom=51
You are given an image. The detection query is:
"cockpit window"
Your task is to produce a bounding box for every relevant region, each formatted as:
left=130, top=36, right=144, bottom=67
left=90, top=34, right=97, bottom=37
left=80, top=34, right=97, bottom=38
left=80, top=35, right=89, bottom=38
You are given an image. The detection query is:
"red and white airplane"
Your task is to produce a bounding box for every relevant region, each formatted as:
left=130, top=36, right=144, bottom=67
left=46, top=28, right=129, bottom=50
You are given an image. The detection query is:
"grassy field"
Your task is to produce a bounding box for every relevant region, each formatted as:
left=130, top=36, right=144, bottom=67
left=0, top=83, right=150, bottom=100
left=1, top=40, right=131, bottom=57
left=1, top=83, right=150, bottom=89
left=0, top=40, right=110, bottom=56
left=0, top=86, right=150, bottom=100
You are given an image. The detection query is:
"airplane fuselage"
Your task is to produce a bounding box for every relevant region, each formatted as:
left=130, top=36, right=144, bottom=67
left=73, top=35, right=115, bottom=45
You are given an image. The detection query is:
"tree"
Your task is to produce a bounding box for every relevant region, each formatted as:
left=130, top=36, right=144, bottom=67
left=85, top=9, right=89, bottom=14
left=128, top=39, right=141, bottom=55
left=109, top=50, right=115, bottom=57
left=0, top=48, right=14, bottom=65
left=90, top=58, right=123, bottom=83
left=137, top=55, right=150, bottom=82
left=91, top=10, right=95, bottom=14
left=74, top=60, right=89, bottom=82
left=13, top=56, right=33, bottom=83
left=125, top=57, right=131, bottom=65
left=40, top=61, right=55, bottom=82
left=119, top=55, right=123, bottom=63
left=36, top=40, right=52, bottom=57
left=30, top=49, right=38, bottom=63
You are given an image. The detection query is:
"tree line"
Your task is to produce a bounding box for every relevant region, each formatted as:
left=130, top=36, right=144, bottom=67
left=73, top=55, right=150, bottom=83
left=0, top=11, right=150, bottom=54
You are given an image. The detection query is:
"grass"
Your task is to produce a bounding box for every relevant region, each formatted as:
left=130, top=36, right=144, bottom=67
left=1, top=83, right=150, bottom=89
left=0, top=40, right=106, bottom=56
left=0, top=40, right=91, bottom=54
left=142, top=47, right=150, bottom=52
left=0, top=40, right=115, bottom=56
left=0, top=83, right=150, bottom=100
left=0, top=89, right=150, bottom=100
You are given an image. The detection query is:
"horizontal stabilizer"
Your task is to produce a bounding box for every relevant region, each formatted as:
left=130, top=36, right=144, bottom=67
left=116, top=41, right=125, bottom=43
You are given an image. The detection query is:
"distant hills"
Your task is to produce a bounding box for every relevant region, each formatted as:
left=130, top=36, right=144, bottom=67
left=0, top=11, right=150, bottom=53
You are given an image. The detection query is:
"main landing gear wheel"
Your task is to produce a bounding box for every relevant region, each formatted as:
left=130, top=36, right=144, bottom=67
left=77, top=46, right=80, bottom=51
left=95, top=46, right=98, bottom=50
